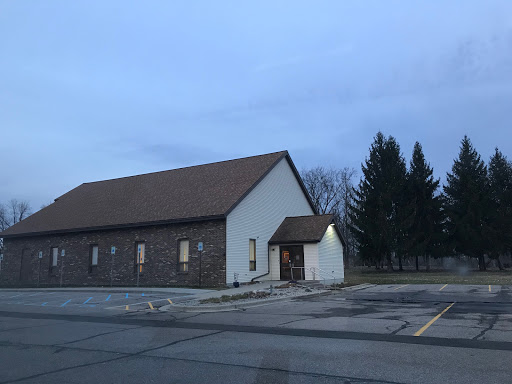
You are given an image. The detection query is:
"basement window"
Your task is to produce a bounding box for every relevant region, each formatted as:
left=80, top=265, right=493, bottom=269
left=134, top=242, right=145, bottom=274
left=249, top=239, right=256, bottom=271
left=89, top=245, right=98, bottom=273
left=178, top=239, right=189, bottom=272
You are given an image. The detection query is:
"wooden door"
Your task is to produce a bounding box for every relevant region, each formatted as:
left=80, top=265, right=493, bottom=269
left=19, top=249, right=32, bottom=282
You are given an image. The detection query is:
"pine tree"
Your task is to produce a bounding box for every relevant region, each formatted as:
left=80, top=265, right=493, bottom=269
left=488, top=148, right=512, bottom=269
left=443, top=136, right=490, bottom=271
left=408, top=142, right=442, bottom=271
left=350, top=132, right=408, bottom=271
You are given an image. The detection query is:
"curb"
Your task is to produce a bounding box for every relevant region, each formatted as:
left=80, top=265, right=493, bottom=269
left=160, top=291, right=332, bottom=312
left=0, top=287, right=213, bottom=295
left=338, top=283, right=376, bottom=292
left=159, top=283, right=374, bottom=313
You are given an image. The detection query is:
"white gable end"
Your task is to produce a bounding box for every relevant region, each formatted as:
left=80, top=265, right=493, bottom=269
left=318, top=225, right=345, bottom=282
left=225, top=158, right=314, bottom=284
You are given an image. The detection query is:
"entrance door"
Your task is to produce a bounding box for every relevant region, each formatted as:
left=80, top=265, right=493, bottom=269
left=19, top=249, right=32, bottom=282
left=279, top=245, right=304, bottom=281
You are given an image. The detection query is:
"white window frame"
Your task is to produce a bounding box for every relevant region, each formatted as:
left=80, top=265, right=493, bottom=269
left=249, top=239, right=256, bottom=271
left=179, top=239, right=189, bottom=272
left=51, top=247, right=58, bottom=267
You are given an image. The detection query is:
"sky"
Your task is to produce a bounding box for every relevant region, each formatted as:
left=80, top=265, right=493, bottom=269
left=1, top=1, right=512, bottom=211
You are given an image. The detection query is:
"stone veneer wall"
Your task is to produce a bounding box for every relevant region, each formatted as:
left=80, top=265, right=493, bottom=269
left=0, top=219, right=226, bottom=288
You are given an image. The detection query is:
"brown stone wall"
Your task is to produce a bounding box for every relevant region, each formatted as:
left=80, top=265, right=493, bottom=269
left=0, top=219, right=226, bottom=288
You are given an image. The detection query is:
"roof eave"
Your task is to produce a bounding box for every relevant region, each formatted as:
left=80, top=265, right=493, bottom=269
left=0, top=214, right=226, bottom=239
left=268, top=240, right=321, bottom=245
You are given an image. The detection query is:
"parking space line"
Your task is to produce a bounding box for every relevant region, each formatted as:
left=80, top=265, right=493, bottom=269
left=105, top=295, right=189, bottom=310
left=41, top=302, right=47, bottom=306
left=105, top=295, right=111, bottom=301
left=141, top=293, right=145, bottom=297
left=489, top=285, right=491, bottom=292
left=440, top=284, right=448, bottom=291
left=148, top=302, right=154, bottom=310
left=394, top=284, right=409, bottom=291
left=83, top=297, right=93, bottom=304
left=167, top=299, right=173, bottom=304
left=414, top=302, right=455, bottom=336
left=60, top=299, right=72, bottom=307
left=125, top=293, right=129, bottom=298
left=125, top=305, right=129, bottom=310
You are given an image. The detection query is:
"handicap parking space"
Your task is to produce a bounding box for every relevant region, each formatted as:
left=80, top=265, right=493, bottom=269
left=0, top=289, right=196, bottom=313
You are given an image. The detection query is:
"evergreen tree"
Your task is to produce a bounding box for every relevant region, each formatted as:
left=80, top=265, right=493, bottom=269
left=350, top=132, right=408, bottom=271
left=443, top=136, right=490, bottom=271
left=488, top=148, right=512, bottom=269
left=407, top=142, right=442, bottom=271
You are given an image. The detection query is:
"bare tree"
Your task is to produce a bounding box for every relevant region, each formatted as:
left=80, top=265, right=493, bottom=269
left=0, top=199, right=32, bottom=231
left=0, top=204, right=8, bottom=232
left=301, top=166, right=357, bottom=267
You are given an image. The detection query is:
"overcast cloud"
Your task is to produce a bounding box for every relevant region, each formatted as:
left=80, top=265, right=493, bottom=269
left=1, top=1, right=512, bottom=210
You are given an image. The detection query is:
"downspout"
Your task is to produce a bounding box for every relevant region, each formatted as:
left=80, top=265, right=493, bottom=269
left=251, top=244, right=271, bottom=282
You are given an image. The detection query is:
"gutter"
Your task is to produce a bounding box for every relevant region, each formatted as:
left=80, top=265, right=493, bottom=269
left=251, top=244, right=271, bottom=282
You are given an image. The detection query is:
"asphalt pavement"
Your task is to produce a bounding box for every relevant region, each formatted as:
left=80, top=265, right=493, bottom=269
left=0, top=284, right=510, bottom=383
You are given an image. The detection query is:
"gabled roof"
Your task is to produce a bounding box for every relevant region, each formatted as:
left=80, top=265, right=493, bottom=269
left=269, top=214, right=338, bottom=244
left=1, top=151, right=316, bottom=238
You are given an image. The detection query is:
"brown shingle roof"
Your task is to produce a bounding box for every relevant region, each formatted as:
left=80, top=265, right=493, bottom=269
left=269, top=214, right=336, bottom=244
left=1, top=151, right=305, bottom=238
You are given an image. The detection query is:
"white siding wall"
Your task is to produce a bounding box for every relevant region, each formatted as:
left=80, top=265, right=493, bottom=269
left=269, top=245, right=280, bottom=280
left=226, top=158, right=314, bottom=284
left=318, top=225, right=345, bottom=282
left=303, top=243, right=319, bottom=280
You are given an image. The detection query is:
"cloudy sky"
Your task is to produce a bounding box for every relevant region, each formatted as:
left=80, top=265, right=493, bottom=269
left=1, top=1, right=512, bottom=211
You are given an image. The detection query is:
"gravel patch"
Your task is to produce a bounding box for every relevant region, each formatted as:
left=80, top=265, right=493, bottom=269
left=177, top=284, right=329, bottom=307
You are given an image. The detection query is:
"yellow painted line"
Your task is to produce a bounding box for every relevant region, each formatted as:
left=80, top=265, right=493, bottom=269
left=125, top=305, right=129, bottom=310
left=148, top=302, right=154, bottom=310
left=439, top=284, right=448, bottom=291
left=414, top=303, right=455, bottom=336
left=394, top=284, right=409, bottom=291
left=489, top=285, right=491, bottom=292
left=167, top=299, right=173, bottom=304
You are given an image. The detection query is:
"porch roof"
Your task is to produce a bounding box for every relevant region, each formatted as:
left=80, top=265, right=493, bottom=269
left=269, top=214, right=335, bottom=245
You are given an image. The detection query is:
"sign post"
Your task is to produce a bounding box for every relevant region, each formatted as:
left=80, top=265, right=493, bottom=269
left=59, top=249, right=65, bottom=288
left=110, top=246, right=116, bottom=287
left=38, top=251, right=43, bottom=287
left=136, top=244, right=141, bottom=288
left=198, top=242, right=203, bottom=288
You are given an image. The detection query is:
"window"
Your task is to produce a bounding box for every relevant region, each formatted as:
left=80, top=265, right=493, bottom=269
left=89, top=245, right=98, bottom=273
left=178, top=239, right=189, bottom=272
left=135, top=242, right=145, bottom=273
left=249, top=239, right=256, bottom=271
left=49, top=247, right=58, bottom=273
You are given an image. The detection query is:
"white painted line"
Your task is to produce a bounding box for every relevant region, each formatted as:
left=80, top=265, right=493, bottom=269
left=106, top=295, right=192, bottom=309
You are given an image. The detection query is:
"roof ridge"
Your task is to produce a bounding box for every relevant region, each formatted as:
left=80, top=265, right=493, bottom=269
left=83, top=150, right=288, bottom=185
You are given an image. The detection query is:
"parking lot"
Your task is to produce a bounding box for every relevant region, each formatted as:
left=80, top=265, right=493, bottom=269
left=0, top=288, right=200, bottom=313
left=0, top=284, right=511, bottom=383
